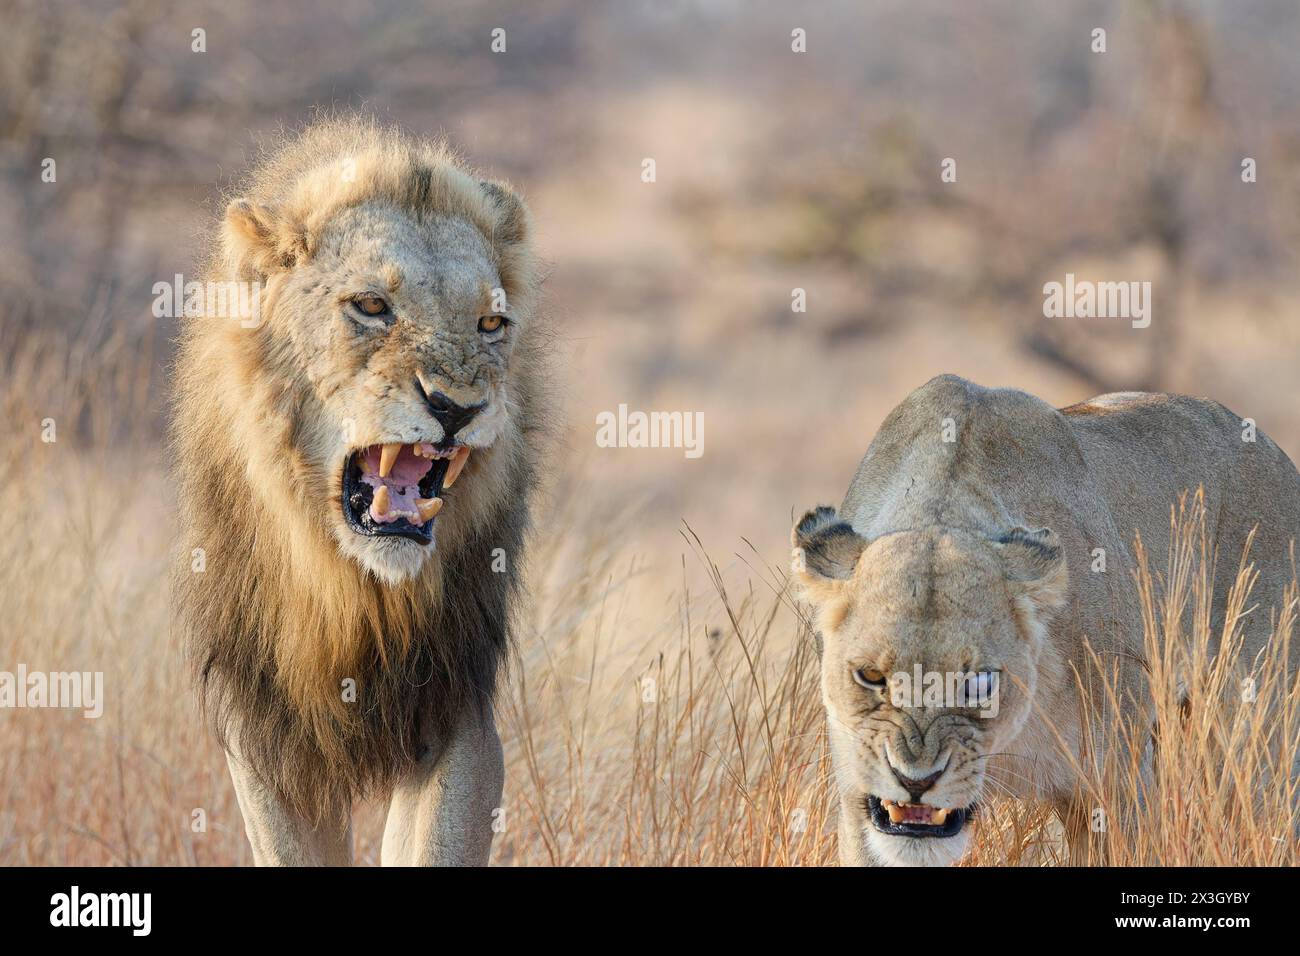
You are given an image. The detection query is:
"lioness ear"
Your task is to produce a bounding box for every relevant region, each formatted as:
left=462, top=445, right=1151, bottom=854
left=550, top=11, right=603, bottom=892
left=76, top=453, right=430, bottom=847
left=791, top=506, right=867, bottom=611
left=222, top=198, right=307, bottom=279
left=994, top=526, right=1068, bottom=613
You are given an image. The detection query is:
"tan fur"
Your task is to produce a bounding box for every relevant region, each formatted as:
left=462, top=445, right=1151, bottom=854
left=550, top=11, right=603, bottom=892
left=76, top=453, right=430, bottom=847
left=171, top=115, right=549, bottom=860
left=794, top=375, right=1300, bottom=866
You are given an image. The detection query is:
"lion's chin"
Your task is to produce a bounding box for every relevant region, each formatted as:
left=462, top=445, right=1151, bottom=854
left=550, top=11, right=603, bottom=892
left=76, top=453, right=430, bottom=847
left=338, top=531, right=436, bottom=585
left=864, top=825, right=972, bottom=867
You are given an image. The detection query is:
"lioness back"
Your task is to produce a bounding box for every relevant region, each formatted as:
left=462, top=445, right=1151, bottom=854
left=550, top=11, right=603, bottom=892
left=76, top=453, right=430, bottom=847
left=841, top=374, right=1300, bottom=661
left=1063, top=390, right=1300, bottom=623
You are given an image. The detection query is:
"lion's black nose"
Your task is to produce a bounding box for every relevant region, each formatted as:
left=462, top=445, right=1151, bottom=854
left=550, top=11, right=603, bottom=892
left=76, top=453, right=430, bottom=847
left=417, top=384, right=485, bottom=441
left=890, top=765, right=946, bottom=801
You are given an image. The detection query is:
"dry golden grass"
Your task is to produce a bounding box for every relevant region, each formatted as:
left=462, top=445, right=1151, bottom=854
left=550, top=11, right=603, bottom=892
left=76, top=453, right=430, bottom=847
left=0, top=332, right=1294, bottom=866
left=496, top=526, right=836, bottom=866
left=1057, top=492, right=1298, bottom=865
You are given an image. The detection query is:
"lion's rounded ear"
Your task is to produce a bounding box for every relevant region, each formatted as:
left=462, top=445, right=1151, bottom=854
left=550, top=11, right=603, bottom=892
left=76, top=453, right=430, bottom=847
left=994, top=526, right=1068, bottom=612
left=479, top=180, right=530, bottom=248
left=222, top=198, right=306, bottom=279
left=791, top=505, right=866, bottom=601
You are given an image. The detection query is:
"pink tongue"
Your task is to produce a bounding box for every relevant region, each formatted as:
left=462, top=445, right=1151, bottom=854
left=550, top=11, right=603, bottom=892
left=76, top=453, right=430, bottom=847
left=360, top=446, right=433, bottom=523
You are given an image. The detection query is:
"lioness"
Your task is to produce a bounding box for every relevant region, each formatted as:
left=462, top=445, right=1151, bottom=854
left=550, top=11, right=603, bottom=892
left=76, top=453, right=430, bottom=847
left=173, top=117, right=544, bottom=865
left=792, top=375, right=1300, bottom=866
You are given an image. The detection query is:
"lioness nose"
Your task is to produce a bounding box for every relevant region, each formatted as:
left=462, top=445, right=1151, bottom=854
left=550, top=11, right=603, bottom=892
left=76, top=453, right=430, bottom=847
left=418, top=385, right=486, bottom=441
left=890, top=765, right=945, bottom=801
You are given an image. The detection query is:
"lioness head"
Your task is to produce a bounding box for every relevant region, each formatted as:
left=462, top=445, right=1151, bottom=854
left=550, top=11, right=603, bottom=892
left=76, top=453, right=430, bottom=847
left=792, top=506, right=1068, bottom=866
left=215, top=126, right=538, bottom=585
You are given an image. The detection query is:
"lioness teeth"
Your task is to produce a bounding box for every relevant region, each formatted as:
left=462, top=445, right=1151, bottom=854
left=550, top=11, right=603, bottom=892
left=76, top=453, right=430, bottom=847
left=372, top=485, right=391, bottom=518
left=444, top=446, right=471, bottom=488
left=881, top=799, right=953, bottom=826
left=416, top=497, right=442, bottom=522
left=379, top=442, right=402, bottom=478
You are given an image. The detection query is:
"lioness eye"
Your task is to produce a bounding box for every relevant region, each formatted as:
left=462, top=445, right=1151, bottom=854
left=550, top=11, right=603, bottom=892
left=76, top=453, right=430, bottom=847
left=355, top=295, right=389, bottom=317
left=852, top=667, right=887, bottom=689
left=478, top=314, right=507, bottom=334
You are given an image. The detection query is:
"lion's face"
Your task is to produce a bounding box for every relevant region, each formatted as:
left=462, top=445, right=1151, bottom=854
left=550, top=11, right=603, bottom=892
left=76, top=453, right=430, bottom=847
left=258, top=200, right=522, bottom=583
left=792, top=509, right=1067, bottom=866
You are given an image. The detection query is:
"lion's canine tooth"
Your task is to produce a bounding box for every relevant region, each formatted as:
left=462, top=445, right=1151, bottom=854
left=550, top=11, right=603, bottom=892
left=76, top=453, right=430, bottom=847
left=379, top=442, right=401, bottom=477
left=932, top=808, right=950, bottom=825
left=884, top=800, right=905, bottom=824
left=372, top=485, right=390, bottom=517
left=444, top=446, right=471, bottom=488
left=416, top=497, right=443, bottom=522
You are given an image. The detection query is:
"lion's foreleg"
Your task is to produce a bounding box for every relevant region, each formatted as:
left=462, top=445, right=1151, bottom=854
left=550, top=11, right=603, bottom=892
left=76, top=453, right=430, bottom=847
left=380, top=707, right=505, bottom=866
left=226, top=748, right=354, bottom=866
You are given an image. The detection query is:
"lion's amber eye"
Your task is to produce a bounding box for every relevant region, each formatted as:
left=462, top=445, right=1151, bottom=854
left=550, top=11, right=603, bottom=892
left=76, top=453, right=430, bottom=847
left=853, top=667, right=887, bottom=689
left=355, top=296, right=389, bottom=317
left=478, top=314, right=506, bottom=334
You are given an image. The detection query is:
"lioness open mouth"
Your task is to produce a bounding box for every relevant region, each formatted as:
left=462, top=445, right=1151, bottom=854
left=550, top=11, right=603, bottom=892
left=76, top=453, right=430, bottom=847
left=866, top=795, right=971, bottom=839
left=342, top=441, right=470, bottom=545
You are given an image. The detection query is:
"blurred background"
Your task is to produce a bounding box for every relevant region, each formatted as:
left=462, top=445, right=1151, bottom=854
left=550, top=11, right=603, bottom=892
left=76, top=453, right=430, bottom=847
left=2, top=0, right=1299, bottom=864
left=7, top=0, right=1300, bottom=566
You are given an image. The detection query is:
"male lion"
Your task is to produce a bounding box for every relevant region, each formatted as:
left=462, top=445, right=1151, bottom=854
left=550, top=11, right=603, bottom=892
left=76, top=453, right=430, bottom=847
left=172, top=117, right=544, bottom=865
left=792, top=375, right=1300, bottom=867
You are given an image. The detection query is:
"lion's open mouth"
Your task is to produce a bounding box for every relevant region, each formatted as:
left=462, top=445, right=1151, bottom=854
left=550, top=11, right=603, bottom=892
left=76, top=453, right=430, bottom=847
left=341, top=441, right=470, bottom=545
left=866, top=795, right=971, bottom=839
